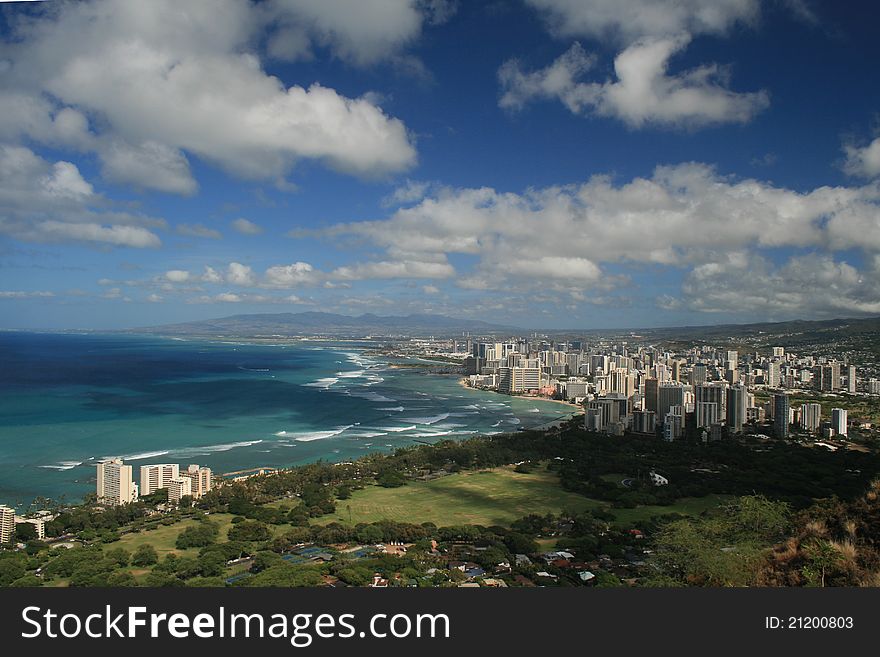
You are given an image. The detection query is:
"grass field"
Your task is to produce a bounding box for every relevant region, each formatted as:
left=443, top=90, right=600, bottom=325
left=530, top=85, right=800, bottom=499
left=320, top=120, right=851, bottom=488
left=109, top=512, right=240, bottom=558
left=322, top=466, right=728, bottom=528
left=610, top=495, right=730, bottom=526
left=323, top=466, right=605, bottom=526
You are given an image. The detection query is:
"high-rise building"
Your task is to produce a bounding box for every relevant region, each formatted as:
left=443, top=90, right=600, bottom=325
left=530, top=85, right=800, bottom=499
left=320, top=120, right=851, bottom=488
left=632, top=410, right=656, bottom=435
left=691, top=363, right=708, bottom=385
left=180, top=464, right=212, bottom=498
left=847, top=365, right=857, bottom=394
left=644, top=378, right=659, bottom=414
left=664, top=406, right=685, bottom=441
left=497, top=367, right=542, bottom=394
left=766, top=361, right=781, bottom=388
left=671, top=360, right=682, bottom=383
left=658, top=383, right=685, bottom=424
left=800, top=403, right=822, bottom=433
left=832, top=408, right=848, bottom=437
left=725, top=350, right=738, bottom=370
left=726, top=384, right=748, bottom=434
left=869, top=379, right=880, bottom=395
left=695, top=383, right=727, bottom=428
left=696, top=401, right=720, bottom=429
left=168, top=476, right=193, bottom=504
left=773, top=394, right=790, bottom=439
left=97, top=458, right=137, bottom=505
left=772, top=347, right=785, bottom=358
left=0, top=505, right=14, bottom=544
left=816, top=362, right=841, bottom=391
left=140, top=463, right=180, bottom=496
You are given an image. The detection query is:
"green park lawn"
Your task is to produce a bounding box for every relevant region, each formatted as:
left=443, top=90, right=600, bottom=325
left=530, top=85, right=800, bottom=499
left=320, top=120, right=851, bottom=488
left=322, top=465, right=728, bottom=529
left=109, top=512, right=240, bottom=558
left=610, top=495, right=730, bottom=527
left=324, top=466, right=603, bottom=527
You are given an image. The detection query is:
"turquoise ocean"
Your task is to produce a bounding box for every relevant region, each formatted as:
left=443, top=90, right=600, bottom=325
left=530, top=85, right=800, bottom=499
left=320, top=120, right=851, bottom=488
left=0, top=332, right=575, bottom=507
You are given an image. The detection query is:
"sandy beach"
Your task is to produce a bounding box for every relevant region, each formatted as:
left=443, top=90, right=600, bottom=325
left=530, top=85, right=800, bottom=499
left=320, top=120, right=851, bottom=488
left=457, top=377, right=582, bottom=415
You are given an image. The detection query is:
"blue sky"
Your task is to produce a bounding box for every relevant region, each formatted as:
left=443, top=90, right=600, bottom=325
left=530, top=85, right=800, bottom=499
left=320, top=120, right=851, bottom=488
left=1, top=0, right=880, bottom=330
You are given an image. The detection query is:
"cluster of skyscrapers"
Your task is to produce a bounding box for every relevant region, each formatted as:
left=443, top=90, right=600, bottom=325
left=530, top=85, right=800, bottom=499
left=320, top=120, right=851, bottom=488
left=96, top=458, right=212, bottom=506
left=462, top=338, right=862, bottom=441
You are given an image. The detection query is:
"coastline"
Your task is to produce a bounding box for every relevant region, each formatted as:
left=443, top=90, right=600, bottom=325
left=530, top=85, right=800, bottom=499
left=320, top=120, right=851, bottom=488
left=457, top=376, right=582, bottom=415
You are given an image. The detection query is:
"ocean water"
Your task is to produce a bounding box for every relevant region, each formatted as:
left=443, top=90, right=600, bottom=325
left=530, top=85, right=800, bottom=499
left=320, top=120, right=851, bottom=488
left=0, top=332, right=576, bottom=507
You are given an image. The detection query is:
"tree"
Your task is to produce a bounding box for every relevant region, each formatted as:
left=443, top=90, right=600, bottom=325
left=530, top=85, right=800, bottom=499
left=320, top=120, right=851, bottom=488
left=105, top=547, right=130, bottom=568
left=15, top=523, right=38, bottom=542
left=0, top=559, right=26, bottom=586
left=175, top=522, right=219, bottom=549
left=801, top=540, right=843, bottom=588
left=131, top=544, right=158, bottom=567
left=228, top=520, right=271, bottom=543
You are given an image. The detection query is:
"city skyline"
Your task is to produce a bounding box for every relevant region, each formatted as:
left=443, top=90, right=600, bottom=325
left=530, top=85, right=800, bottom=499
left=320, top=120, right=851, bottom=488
left=2, top=1, right=880, bottom=330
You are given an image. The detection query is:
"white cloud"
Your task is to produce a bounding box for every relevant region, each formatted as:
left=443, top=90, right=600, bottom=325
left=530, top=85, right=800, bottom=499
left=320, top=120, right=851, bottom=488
left=99, top=140, right=198, bottom=195
left=0, top=144, right=163, bottom=248
left=0, top=0, right=417, bottom=194
left=263, top=262, right=318, bottom=287
left=0, top=290, right=55, bottom=299
left=500, top=38, right=768, bottom=128
left=176, top=223, right=222, bottom=240
left=843, top=137, right=880, bottom=179
left=680, top=252, right=880, bottom=317
left=381, top=179, right=433, bottom=207
left=266, top=0, right=456, bottom=65
left=316, top=163, right=880, bottom=292
left=331, top=259, right=455, bottom=280
left=524, top=0, right=760, bottom=44
left=422, top=285, right=440, bottom=295
left=226, top=262, right=257, bottom=286
left=214, top=292, right=243, bottom=303
left=146, top=293, right=163, bottom=303
left=231, top=218, right=264, bottom=235
left=201, top=266, right=223, bottom=284
left=164, top=270, right=191, bottom=283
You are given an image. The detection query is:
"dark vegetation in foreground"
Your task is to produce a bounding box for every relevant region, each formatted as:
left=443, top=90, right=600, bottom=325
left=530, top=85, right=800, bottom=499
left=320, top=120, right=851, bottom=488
left=3, top=419, right=880, bottom=588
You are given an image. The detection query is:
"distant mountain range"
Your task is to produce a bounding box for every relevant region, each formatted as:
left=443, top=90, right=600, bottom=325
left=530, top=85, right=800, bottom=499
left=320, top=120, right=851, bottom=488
left=129, top=311, right=880, bottom=345
left=132, top=312, right=514, bottom=337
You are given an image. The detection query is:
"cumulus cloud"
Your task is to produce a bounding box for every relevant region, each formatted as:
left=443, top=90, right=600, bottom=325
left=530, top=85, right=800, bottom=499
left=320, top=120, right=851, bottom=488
left=500, top=38, right=768, bottom=128
left=0, top=0, right=418, bottom=194
left=226, top=262, right=257, bottom=286
left=331, top=259, right=455, bottom=280
left=506, top=1, right=771, bottom=128
left=266, top=0, right=456, bottom=65
left=200, top=266, right=223, bottom=284
left=314, top=163, right=880, bottom=299
left=843, top=138, right=880, bottom=179
left=164, top=270, right=191, bottom=283
left=381, top=179, right=434, bottom=207
left=0, top=144, right=164, bottom=248
left=681, top=252, right=880, bottom=316
left=524, top=0, right=759, bottom=44
left=231, top=218, right=264, bottom=235
left=264, top=262, right=319, bottom=287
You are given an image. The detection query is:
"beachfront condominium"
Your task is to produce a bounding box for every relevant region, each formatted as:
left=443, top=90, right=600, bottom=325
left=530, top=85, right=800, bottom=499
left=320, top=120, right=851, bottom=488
left=97, top=458, right=138, bottom=505
left=0, top=505, right=14, bottom=544
left=140, top=463, right=180, bottom=495
left=181, top=464, right=212, bottom=498
left=168, top=476, right=192, bottom=504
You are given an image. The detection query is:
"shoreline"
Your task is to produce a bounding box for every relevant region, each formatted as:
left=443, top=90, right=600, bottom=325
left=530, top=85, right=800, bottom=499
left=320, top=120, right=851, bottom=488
left=457, top=377, right=582, bottom=415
